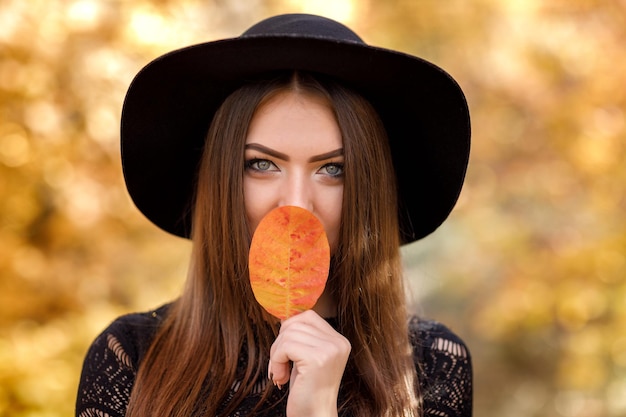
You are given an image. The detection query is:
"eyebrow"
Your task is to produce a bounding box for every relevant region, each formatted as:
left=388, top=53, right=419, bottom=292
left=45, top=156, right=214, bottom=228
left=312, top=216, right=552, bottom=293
left=245, top=143, right=344, bottom=163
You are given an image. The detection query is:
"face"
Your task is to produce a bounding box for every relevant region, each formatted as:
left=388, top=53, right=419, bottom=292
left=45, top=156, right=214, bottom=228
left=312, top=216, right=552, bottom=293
left=244, top=91, right=344, bottom=252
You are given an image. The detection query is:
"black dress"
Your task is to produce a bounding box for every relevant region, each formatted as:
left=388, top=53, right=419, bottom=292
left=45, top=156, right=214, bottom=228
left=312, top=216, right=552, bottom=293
left=76, top=304, right=472, bottom=417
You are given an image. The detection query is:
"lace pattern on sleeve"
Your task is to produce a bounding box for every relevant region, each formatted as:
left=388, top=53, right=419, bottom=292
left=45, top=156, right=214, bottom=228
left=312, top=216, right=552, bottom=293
left=411, top=317, right=473, bottom=417
left=76, top=329, right=139, bottom=417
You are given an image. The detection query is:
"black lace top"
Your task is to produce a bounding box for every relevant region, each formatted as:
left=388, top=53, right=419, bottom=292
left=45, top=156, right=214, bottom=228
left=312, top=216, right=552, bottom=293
left=76, top=304, right=472, bottom=417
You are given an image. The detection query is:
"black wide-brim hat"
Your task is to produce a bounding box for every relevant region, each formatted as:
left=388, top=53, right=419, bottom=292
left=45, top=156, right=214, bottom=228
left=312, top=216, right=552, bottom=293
left=121, top=13, right=470, bottom=244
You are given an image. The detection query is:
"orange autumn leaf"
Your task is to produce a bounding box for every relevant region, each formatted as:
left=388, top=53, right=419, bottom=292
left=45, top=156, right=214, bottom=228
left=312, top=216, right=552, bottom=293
left=249, top=206, right=330, bottom=320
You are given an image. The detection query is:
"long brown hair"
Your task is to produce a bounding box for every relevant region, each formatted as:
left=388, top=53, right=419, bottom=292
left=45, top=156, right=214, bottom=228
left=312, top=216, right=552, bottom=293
left=126, top=72, right=420, bottom=417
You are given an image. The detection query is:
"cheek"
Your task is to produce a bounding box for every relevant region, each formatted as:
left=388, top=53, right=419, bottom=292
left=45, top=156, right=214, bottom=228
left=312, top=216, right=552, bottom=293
left=243, top=181, right=269, bottom=237
left=326, top=226, right=340, bottom=254
left=327, top=216, right=342, bottom=254
left=316, top=191, right=343, bottom=254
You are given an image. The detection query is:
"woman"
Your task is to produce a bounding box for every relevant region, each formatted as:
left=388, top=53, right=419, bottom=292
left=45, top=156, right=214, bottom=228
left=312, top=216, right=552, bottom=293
left=76, top=14, right=472, bottom=417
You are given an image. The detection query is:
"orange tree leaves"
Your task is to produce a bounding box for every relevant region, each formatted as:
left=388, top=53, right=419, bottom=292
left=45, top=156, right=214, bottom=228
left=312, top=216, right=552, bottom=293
left=249, top=206, right=330, bottom=320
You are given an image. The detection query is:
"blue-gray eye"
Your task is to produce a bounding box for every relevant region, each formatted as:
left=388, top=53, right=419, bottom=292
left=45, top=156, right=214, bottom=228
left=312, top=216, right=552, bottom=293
left=255, top=160, right=271, bottom=170
left=245, top=158, right=276, bottom=171
left=321, top=163, right=344, bottom=177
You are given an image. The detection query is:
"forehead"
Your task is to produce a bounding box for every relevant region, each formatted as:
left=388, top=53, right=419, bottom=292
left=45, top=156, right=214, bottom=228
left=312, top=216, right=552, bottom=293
left=245, top=90, right=342, bottom=150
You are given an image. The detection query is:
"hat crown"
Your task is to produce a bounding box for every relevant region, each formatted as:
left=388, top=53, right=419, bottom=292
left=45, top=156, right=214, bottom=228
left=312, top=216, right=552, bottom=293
left=241, top=13, right=364, bottom=44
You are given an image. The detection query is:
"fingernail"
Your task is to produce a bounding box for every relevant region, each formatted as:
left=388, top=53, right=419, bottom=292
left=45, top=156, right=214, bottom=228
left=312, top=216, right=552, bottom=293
left=267, top=360, right=272, bottom=380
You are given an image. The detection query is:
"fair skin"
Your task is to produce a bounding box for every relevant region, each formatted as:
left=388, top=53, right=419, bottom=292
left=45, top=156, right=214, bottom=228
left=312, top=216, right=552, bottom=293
left=243, top=90, right=351, bottom=417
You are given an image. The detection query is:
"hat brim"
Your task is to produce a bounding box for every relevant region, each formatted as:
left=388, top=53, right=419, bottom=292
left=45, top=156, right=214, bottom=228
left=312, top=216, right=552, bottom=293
left=121, top=35, right=470, bottom=243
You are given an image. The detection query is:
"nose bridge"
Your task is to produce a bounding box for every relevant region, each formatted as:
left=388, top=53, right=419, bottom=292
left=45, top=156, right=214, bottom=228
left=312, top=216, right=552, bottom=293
left=281, top=170, right=313, bottom=211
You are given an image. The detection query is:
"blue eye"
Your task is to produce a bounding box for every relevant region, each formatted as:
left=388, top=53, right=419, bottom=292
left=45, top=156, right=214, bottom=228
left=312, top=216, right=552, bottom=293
left=321, top=163, right=344, bottom=177
left=245, top=158, right=276, bottom=172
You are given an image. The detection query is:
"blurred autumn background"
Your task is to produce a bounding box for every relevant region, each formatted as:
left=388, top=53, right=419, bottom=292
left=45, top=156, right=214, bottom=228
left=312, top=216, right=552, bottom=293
left=1, top=0, right=625, bottom=416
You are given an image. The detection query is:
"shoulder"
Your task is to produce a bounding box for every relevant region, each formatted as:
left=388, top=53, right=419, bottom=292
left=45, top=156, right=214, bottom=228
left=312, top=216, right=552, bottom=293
left=95, top=303, right=170, bottom=366
left=408, top=316, right=473, bottom=417
left=409, top=317, right=471, bottom=361
left=79, top=303, right=170, bottom=376
left=76, top=304, right=171, bottom=416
